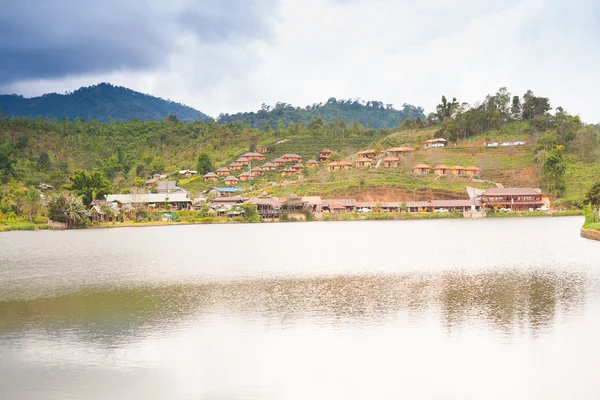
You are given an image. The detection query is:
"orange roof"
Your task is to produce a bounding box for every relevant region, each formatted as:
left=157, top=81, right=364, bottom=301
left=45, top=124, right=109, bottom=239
left=413, top=163, right=432, bottom=169
left=465, top=166, right=482, bottom=171
left=354, top=157, right=372, bottom=163
left=320, top=149, right=332, bottom=153
left=387, top=147, right=414, bottom=152
left=307, top=159, right=319, bottom=164
left=432, top=164, right=449, bottom=170
left=383, top=157, right=399, bottom=161
left=452, top=165, right=465, bottom=170
left=357, top=149, right=376, bottom=154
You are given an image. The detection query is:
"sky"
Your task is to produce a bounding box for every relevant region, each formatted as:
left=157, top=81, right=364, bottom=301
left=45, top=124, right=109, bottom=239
left=0, top=0, right=599, bottom=121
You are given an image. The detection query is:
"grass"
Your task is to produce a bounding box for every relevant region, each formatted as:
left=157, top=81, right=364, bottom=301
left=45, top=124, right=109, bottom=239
left=0, top=222, right=50, bottom=232
left=583, top=222, right=600, bottom=231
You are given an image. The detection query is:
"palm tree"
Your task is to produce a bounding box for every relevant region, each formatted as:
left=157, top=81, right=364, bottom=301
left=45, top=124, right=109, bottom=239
left=65, top=195, right=87, bottom=228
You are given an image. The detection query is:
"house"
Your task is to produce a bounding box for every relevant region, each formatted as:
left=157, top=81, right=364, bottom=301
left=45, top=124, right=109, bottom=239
left=262, top=162, right=277, bottom=171
left=281, top=153, right=303, bottom=163
left=224, top=176, right=239, bottom=186
left=250, top=167, right=264, bottom=176
left=106, top=193, right=192, bottom=211
left=450, top=166, right=466, bottom=176
left=423, top=138, right=447, bottom=148
left=386, top=147, right=414, bottom=157
left=432, top=165, right=450, bottom=175
left=246, top=193, right=281, bottom=219
left=280, top=168, right=297, bottom=177
left=356, top=202, right=401, bottom=212
left=406, top=201, right=433, bottom=213
left=229, top=162, right=243, bottom=171
left=215, top=167, right=230, bottom=176
left=354, top=157, right=372, bottom=168
left=282, top=194, right=307, bottom=212
left=307, top=160, right=320, bottom=168
left=383, top=157, right=399, bottom=168
left=179, top=169, right=197, bottom=178
left=203, top=172, right=219, bottom=182
left=210, top=196, right=246, bottom=207
left=88, top=200, right=119, bottom=222
left=145, top=177, right=160, bottom=188
left=292, top=163, right=304, bottom=172
left=302, top=196, right=322, bottom=212
left=242, top=152, right=266, bottom=161
left=206, top=187, right=245, bottom=197
left=255, top=146, right=268, bottom=153
left=484, top=142, right=499, bottom=147
left=319, top=149, right=332, bottom=162
left=430, top=199, right=482, bottom=212
left=321, top=198, right=356, bottom=212
left=464, top=166, right=482, bottom=177
left=412, top=163, right=432, bottom=175
left=272, top=158, right=286, bottom=167
left=326, top=161, right=352, bottom=171
left=357, top=149, right=377, bottom=159
left=237, top=157, right=250, bottom=166
left=480, top=188, right=549, bottom=211
left=240, top=171, right=254, bottom=181
left=155, top=181, right=187, bottom=194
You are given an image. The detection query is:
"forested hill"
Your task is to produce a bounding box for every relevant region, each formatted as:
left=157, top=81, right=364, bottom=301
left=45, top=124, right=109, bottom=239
left=217, top=98, right=425, bottom=130
left=0, top=83, right=211, bottom=123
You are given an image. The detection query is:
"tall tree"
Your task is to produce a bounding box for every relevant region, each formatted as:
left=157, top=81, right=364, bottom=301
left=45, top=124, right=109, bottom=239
left=541, top=146, right=567, bottom=196
left=62, top=169, right=111, bottom=206
left=196, top=153, right=213, bottom=175
left=510, top=95, right=522, bottom=120
left=585, top=180, right=600, bottom=206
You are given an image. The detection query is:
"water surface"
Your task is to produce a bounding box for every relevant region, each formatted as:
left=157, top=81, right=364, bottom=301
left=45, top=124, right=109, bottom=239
left=1, top=217, right=599, bottom=399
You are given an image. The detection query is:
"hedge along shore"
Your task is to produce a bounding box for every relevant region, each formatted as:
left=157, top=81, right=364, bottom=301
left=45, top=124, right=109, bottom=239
left=581, top=228, right=600, bottom=241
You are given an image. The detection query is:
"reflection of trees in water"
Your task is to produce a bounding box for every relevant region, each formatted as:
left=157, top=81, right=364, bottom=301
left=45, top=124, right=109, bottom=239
left=439, top=270, right=586, bottom=333
left=0, top=269, right=587, bottom=341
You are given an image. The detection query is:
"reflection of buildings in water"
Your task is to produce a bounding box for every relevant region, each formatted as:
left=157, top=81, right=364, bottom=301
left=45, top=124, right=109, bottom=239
left=0, top=270, right=587, bottom=341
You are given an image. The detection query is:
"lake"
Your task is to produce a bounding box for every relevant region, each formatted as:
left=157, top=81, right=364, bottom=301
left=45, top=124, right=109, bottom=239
left=1, top=217, right=599, bottom=399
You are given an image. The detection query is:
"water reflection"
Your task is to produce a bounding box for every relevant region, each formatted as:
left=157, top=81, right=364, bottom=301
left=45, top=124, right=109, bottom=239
left=0, top=269, right=586, bottom=337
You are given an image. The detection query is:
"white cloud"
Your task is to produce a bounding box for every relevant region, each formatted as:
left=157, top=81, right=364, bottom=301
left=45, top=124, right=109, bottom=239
left=2, top=0, right=599, bottom=121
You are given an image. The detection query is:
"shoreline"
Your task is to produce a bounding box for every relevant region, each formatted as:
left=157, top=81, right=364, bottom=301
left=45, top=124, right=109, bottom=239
left=0, top=210, right=583, bottom=233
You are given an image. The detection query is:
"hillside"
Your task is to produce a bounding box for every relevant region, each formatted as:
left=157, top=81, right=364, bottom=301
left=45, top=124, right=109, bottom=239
left=217, top=98, right=425, bottom=130
left=0, top=83, right=211, bottom=123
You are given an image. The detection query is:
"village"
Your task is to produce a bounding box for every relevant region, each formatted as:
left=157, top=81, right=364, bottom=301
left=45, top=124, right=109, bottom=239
left=88, top=136, right=552, bottom=223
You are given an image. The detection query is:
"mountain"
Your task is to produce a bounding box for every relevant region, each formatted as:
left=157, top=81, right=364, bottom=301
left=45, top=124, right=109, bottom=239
left=217, top=98, right=425, bottom=130
left=0, top=83, right=211, bottom=123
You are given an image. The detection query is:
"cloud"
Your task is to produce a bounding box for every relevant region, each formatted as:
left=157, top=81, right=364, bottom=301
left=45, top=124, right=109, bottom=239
left=0, top=0, right=278, bottom=84
left=1, top=0, right=599, bottom=121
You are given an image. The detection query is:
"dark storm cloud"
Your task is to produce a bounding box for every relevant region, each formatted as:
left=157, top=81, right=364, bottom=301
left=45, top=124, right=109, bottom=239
left=0, top=0, right=277, bottom=84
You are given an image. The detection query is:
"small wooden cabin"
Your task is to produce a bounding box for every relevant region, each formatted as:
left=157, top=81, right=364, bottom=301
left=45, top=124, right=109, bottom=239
left=215, top=167, right=230, bottom=176
left=203, top=172, right=219, bottom=182
left=353, top=157, right=372, bottom=168
left=307, top=160, right=319, bottom=168
left=432, top=165, right=450, bottom=176
left=319, top=149, right=332, bottom=162
left=224, top=176, right=239, bottom=186
left=383, top=157, right=399, bottom=168
left=412, top=163, right=432, bottom=175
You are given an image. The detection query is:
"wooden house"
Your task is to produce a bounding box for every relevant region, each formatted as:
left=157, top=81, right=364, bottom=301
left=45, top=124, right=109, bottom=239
left=450, top=166, right=466, bottom=176
left=239, top=172, right=254, bottom=181
left=250, top=167, right=264, bottom=176
left=357, top=149, right=377, bottom=159
left=255, top=146, right=268, bottom=153
left=353, top=157, right=372, bottom=168
left=432, top=165, right=450, bottom=175
left=326, top=161, right=352, bottom=171
left=383, top=157, right=399, bottom=168
left=292, top=163, right=304, bottom=172
left=464, top=166, right=482, bottom=177
left=406, top=201, right=432, bottom=213
left=430, top=199, right=482, bottom=212
left=321, top=198, right=356, bottom=212
left=229, top=162, right=243, bottom=171
left=224, top=176, right=239, bottom=186
left=215, top=167, right=230, bottom=176
left=179, top=169, right=197, bottom=179
left=481, top=188, right=549, bottom=211
left=386, top=147, right=414, bottom=157
left=281, top=153, right=303, bottom=163
left=203, top=172, right=219, bottom=182
left=280, top=168, right=297, bottom=177
left=319, top=149, right=332, bottom=162
left=246, top=194, right=281, bottom=219
left=262, top=162, right=277, bottom=171
left=242, top=152, right=266, bottom=161
left=237, top=157, right=250, bottom=166
left=307, top=160, right=319, bottom=168
left=272, top=158, right=286, bottom=167
left=412, top=163, right=432, bottom=175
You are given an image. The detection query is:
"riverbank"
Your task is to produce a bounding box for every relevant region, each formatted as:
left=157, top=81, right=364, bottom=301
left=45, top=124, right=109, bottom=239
left=0, top=210, right=584, bottom=232
left=581, top=226, right=600, bottom=241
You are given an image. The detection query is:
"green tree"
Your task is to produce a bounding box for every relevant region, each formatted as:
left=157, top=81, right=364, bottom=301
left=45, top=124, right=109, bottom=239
left=62, top=169, right=111, bottom=206
left=436, top=96, right=458, bottom=122
left=585, top=181, right=600, bottom=206
left=37, top=152, right=52, bottom=171
left=510, top=96, right=522, bottom=120
left=196, top=153, right=213, bottom=175
left=542, top=146, right=567, bottom=196
left=25, top=188, right=42, bottom=222
left=0, top=143, right=15, bottom=182
left=241, top=203, right=261, bottom=223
